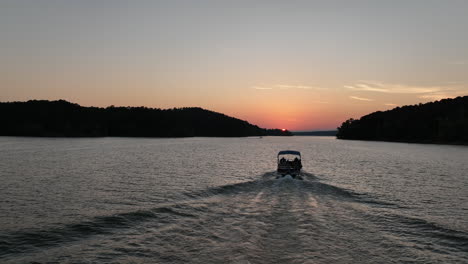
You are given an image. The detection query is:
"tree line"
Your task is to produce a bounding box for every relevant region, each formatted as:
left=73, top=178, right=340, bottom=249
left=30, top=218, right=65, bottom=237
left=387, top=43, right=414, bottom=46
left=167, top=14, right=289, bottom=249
left=0, top=100, right=291, bottom=137
left=337, top=96, right=468, bottom=144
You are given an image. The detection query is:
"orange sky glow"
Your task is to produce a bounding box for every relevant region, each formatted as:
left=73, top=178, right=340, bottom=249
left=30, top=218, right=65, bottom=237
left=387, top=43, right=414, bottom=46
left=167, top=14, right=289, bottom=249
left=1, top=1, right=467, bottom=131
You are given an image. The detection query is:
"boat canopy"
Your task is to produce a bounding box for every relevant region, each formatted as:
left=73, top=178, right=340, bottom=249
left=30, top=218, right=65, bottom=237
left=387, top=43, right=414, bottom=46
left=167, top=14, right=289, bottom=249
left=277, top=150, right=301, bottom=157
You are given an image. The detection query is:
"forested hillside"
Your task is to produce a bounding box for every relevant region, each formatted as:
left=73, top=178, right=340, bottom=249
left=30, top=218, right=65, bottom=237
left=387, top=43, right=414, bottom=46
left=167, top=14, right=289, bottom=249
left=0, top=100, right=291, bottom=137
left=337, top=96, right=468, bottom=144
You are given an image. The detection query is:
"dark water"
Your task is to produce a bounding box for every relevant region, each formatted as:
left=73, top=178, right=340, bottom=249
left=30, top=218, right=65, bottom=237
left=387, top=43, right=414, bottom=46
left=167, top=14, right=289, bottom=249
left=1, top=137, right=467, bottom=263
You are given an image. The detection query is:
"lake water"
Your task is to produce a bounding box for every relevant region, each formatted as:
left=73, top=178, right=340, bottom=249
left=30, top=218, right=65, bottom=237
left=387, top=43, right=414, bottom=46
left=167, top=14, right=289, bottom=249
left=0, top=136, right=467, bottom=263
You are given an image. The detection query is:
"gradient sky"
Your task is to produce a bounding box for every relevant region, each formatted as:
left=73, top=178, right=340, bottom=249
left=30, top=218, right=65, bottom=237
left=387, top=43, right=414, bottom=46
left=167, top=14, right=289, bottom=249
left=1, top=0, right=467, bottom=130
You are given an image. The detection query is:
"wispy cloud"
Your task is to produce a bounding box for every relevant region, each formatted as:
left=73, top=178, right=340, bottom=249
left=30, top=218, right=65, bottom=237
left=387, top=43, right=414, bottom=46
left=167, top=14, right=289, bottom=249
left=276, top=84, right=314, bottom=89
left=418, top=89, right=468, bottom=100
left=345, top=80, right=467, bottom=101
left=350, top=96, right=373, bottom=101
left=419, top=94, right=457, bottom=101
left=252, top=86, right=273, bottom=90
left=345, top=81, right=444, bottom=94
left=344, top=84, right=390, bottom=93
left=252, top=84, right=323, bottom=90
left=384, top=103, right=397, bottom=106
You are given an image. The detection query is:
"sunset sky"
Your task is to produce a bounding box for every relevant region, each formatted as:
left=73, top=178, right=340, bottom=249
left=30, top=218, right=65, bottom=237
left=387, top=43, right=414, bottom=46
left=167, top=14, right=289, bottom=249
left=1, top=1, right=467, bottom=130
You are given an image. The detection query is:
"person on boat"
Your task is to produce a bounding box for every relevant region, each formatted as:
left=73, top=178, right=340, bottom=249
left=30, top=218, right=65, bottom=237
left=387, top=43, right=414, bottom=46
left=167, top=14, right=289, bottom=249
left=293, top=157, right=301, bottom=170
left=280, top=157, right=286, bottom=164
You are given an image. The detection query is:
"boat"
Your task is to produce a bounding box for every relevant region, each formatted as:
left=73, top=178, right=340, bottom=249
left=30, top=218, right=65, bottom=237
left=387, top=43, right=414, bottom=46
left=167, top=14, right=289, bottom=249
left=277, top=150, right=302, bottom=178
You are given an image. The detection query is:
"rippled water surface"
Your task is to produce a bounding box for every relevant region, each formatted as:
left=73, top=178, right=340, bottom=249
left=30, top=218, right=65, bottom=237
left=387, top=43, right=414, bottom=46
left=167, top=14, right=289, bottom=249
left=1, top=136, right=467, bottom=263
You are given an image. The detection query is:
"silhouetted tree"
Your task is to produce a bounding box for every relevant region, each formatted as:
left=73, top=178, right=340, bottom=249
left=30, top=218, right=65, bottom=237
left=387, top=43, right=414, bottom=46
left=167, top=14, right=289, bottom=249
left=336, top=96, right=468, bottom=144
left=0, top=100, right=292, bottom=137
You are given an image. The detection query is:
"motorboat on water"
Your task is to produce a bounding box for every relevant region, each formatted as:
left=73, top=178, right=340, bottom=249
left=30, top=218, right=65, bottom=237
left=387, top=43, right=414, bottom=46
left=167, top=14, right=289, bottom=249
left=277, top=150, right=302, bottom=178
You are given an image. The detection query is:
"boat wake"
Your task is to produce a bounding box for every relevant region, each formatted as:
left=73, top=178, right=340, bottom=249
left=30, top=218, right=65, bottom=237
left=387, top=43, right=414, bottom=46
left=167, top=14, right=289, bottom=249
left=2, top=171, right=467, bottom=263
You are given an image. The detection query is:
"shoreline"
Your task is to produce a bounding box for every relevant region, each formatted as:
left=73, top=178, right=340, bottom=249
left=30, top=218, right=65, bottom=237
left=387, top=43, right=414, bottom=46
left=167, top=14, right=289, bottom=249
left=337, top=137, right=468, bottom=146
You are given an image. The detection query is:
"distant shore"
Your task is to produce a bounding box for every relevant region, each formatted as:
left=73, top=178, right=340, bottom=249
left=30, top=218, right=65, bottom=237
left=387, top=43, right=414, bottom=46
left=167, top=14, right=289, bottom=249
left=336, top=96, right=468, bottom=145
left=337, top=137, right=468, bottom=146
left=0, top=100, right=291, bottom=138
left=292, top=130, right=337, bottom=136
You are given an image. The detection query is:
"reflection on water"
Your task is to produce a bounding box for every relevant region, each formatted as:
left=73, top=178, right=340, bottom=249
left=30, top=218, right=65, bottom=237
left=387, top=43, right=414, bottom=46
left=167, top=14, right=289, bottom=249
left=0, top=137, right=467, bottom=263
